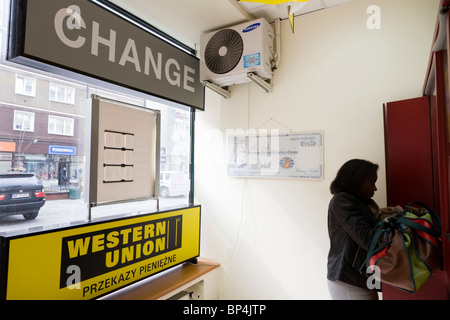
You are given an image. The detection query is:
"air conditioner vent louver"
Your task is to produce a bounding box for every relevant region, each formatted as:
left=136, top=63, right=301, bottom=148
left=204, top=29, right=244, bottom=74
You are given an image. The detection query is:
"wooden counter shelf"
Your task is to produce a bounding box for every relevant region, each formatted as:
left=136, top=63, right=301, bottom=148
left=100, top=259, right=220, bottom=300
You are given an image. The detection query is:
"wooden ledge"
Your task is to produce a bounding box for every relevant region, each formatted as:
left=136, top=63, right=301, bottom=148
left=100, top=259, right=220, bottom=300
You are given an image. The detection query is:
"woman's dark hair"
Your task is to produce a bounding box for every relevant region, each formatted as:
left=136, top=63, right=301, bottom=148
left=330, top=159, right=379, bottom=195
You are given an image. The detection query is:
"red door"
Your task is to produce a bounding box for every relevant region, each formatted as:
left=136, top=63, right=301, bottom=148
left=384, top=97, right=434, bottom=208
left=383, top=96, right=449, bottom=299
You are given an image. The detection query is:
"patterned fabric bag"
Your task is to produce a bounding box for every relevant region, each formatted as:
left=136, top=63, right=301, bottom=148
left=364, top=201, right=442, bottom=293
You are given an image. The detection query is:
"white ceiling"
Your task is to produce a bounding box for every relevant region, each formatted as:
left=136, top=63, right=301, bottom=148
left=107, top=0, right=360, bottom=51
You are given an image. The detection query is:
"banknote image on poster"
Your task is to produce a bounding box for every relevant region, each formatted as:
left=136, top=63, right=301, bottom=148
left=227, top=131, right=323, bottom=179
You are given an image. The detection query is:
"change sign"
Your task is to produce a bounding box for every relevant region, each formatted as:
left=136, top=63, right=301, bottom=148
left=8, top=0, right=204, bottom=110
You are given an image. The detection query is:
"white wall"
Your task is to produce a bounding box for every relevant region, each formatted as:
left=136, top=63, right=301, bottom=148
left=194, top=0, right=439, bottom=299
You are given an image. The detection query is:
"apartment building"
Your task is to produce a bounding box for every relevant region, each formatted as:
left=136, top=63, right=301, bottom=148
left=0, top=65, right=86, bottom=189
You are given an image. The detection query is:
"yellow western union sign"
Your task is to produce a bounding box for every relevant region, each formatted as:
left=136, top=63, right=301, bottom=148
left=3, top=206, right=200, bottom=300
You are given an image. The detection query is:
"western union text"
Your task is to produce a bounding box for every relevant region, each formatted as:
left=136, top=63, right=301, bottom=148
left=59, top=215, right=183, bottom=289
left=82, top=254, right=177, bottom=297
left=67, top=220, right=168, bottom=268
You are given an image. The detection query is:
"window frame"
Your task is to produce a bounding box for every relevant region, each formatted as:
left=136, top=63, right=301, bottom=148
left=0, top=0, right=197, bottom=232
left=15, top=74, right=36, bottom=97
left=48, top=114, right=74, bottom=136
left=49, top=82, right=75, bottom=105
left=13, top=109, right=35, bottom=132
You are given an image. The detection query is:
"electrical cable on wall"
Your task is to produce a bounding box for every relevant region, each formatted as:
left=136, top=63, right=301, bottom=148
left=220, top=178, right=248, bottom=265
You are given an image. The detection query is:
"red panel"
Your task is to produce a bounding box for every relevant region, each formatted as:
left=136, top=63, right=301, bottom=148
left=384, top=97, right=434, bottom=208
left=383, top=96, right=450, bottom=300
left=434, top=51, right=450, bottom=282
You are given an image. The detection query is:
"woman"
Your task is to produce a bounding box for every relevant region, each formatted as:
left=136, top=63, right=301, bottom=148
left=327, top=159, right=401, bottom=300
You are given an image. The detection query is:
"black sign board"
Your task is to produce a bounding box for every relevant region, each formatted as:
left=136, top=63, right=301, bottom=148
left=8, top=0, right=205, bottom=110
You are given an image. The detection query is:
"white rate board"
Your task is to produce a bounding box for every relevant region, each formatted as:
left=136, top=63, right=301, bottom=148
left=89, top=95, right=160, bottom=204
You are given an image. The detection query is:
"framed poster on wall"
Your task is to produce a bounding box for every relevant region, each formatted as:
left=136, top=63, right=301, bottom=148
left=227, top=130, right=323, bottom=179
left=89, top=95, right=160, bottom=205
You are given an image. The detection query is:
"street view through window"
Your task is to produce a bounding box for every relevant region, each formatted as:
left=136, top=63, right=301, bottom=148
left=0, top=0, right=192, bottom=235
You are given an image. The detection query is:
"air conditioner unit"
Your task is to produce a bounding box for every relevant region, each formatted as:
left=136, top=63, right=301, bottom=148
left=200, top=18, right=275, bottom=88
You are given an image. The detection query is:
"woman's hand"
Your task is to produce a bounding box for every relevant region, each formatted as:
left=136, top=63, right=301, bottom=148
left=381, top=205, right=403, bottom=217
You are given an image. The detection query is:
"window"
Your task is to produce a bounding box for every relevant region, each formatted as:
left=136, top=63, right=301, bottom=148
left=48, top=115, right=74, bottom=136
left=13, top=110, right=35, bottom=132
left=147, top=101, right=192, bottom=202
left=15, top=74, right=36, bottom=97
left=49, top=83, right=75, bottom=104
left=0, top=0, right=194, bottom=235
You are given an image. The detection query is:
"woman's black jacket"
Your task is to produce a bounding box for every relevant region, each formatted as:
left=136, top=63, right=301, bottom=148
left=327, top=192, right=379, bottom=289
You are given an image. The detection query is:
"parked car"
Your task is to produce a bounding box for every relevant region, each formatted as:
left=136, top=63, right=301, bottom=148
left=0, top=173, right=46, bottom=220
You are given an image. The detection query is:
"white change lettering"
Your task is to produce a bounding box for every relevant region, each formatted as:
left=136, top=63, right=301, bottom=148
left=54, top=6, right=196, bottom=93
left=54, top=5, right=86, bottom=48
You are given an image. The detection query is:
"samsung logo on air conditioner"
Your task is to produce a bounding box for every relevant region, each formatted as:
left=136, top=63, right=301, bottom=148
left=243, top=22, right=261, bottom=33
